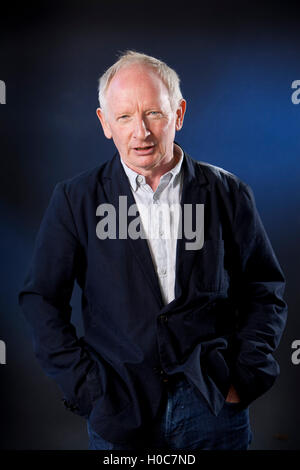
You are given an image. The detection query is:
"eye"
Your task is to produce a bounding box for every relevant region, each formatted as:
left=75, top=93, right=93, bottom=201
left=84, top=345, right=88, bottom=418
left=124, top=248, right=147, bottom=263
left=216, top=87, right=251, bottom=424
left=148, top=111, right=161, bottom=117
left=118, top=115, right=130, bottom=120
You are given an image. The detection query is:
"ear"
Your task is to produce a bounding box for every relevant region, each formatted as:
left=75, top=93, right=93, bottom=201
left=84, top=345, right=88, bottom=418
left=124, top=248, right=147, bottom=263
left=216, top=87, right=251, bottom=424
left=175, top=99, right=186, bottom=131
left=96, top=107, right=112, bottom=139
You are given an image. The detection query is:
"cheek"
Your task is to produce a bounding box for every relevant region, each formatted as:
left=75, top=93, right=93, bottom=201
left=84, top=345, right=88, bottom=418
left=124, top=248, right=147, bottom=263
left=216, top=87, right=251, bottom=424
left=111, top=128, right=129, bottom=147
left=159, top=120, right=176, bottom=141
left=153, top=120, right=173, bottom=137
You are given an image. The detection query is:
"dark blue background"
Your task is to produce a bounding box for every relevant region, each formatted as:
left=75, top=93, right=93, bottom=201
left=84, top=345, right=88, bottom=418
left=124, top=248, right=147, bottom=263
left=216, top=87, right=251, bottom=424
left=0, top=0, right=299, bottom=449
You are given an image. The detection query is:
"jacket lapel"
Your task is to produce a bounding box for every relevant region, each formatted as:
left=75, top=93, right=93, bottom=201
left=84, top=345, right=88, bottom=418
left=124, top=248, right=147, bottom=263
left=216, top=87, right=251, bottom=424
left=174, top=151, right=211, bottom=301
left=100, top=147, right=211, bottom=309
left=101, top=152, right=164, bottom=308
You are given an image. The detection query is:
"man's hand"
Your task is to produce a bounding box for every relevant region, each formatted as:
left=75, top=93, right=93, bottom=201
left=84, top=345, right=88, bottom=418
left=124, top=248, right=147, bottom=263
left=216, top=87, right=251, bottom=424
left=225, top=384, right=241, bottom=403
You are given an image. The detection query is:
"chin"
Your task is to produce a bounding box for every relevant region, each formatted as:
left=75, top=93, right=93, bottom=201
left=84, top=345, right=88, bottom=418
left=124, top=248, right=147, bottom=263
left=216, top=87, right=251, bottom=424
left=134, top=156, right=159, bottom=169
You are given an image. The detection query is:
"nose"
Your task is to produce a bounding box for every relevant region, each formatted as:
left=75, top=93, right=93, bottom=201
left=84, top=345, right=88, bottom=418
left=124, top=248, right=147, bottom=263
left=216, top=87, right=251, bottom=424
left=133, top=116, right=151, bottom=140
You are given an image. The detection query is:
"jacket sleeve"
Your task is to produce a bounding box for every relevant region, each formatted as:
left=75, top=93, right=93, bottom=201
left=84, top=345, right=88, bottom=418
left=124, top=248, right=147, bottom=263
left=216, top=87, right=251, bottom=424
left=230, top=181, right=288, bottom=406
left=18, top=182, right=103, bottom=418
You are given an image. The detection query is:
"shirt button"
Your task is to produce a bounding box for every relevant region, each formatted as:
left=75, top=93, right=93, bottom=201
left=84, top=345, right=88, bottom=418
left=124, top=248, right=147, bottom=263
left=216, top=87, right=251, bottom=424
left=137, top=175, right=144, bottom=184
left=159, top=268, right=167, bottom=276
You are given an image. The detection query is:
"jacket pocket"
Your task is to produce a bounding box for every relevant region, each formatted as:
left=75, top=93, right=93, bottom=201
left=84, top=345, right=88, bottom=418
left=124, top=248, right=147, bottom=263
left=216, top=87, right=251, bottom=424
left=193, top=239, right=228, bottom=292
left=86, top=361, right=104, bottom=405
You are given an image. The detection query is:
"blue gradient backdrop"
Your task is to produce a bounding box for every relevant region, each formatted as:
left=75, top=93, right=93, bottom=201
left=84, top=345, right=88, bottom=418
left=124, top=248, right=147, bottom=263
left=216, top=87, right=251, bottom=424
left=0, top=1, right=299, bottom=450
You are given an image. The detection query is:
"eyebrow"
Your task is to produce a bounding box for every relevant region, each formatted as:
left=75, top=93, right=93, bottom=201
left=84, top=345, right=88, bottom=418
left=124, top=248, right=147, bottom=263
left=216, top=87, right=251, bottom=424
left=115, top=106, right=164, bottom=115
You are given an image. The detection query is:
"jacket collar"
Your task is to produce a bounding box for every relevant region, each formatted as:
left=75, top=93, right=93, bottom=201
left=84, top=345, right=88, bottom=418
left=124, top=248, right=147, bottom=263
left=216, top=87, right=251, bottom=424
left=100, top=141, right=209, bottom=188
left=119, top=143, right=184, bottom=192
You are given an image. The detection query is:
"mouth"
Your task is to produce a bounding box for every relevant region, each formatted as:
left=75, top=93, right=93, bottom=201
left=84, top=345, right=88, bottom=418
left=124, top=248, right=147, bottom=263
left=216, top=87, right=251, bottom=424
left=133, top=144, right=155, bottom=155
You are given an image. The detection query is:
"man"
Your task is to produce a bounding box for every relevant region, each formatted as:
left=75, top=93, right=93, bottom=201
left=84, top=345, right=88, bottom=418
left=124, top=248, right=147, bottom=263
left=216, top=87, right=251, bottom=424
left=18, top=51, right=287, bottom=450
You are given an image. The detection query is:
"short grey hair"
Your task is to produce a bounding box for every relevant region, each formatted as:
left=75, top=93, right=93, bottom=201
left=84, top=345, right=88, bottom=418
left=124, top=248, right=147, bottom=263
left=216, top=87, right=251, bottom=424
left=98, top=50, right=183, bottom=112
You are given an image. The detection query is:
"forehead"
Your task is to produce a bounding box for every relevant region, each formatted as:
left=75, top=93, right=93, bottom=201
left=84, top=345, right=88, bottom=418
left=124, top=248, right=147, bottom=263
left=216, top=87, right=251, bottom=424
left=105, top=64, right=170, bottom=107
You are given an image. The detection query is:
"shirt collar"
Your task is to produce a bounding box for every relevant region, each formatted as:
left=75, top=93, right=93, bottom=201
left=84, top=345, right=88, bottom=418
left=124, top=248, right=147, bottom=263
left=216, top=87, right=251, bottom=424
left=120, top=143, right=184, bottom=192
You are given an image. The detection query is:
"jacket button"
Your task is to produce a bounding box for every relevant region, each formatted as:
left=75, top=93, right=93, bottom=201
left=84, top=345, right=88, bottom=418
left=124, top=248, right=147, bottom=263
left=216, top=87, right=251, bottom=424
left=159, top=314, right=168, bottom=323
left=62, top=398, right=70, bottom=409
left=62, top=398, right=79, bottom=412
left=158, top=369, right=169, bottom=383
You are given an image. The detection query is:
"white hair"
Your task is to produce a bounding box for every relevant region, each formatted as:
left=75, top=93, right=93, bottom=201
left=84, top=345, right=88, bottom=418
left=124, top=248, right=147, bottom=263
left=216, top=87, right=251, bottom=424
left=98, top=50, right=183, bottom=113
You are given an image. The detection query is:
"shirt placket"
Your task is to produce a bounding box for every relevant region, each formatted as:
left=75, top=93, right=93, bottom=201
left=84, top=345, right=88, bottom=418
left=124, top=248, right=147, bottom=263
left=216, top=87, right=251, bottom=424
left=152, top=176, right=173, bottom=304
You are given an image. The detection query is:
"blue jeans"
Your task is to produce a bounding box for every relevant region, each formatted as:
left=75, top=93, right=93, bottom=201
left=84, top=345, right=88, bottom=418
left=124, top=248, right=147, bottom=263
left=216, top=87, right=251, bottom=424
left=87, top=376, right=252, bottom=450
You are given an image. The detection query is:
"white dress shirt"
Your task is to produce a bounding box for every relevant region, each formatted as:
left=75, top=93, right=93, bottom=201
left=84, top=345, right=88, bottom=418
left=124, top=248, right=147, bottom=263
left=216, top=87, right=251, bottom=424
left=120, top=144, right=184, bottom=305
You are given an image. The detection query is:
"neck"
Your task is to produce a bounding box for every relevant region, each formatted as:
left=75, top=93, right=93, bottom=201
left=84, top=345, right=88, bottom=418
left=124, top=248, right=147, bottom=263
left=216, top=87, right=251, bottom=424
left=143, top=145, right=181, bottom=191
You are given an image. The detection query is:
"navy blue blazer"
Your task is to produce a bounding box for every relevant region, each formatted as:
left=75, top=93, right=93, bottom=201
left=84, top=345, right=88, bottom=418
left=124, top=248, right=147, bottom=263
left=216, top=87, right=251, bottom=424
left=18, top=144, right=287, bottom=445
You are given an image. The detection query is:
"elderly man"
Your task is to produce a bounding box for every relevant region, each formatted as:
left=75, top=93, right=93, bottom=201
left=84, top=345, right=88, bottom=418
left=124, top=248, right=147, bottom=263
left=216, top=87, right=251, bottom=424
left=18, top=51, right=287, bottom=450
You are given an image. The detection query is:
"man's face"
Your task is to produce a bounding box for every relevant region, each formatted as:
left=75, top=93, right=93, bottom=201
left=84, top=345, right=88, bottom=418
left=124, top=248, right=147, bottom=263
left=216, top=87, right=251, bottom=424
left=96, top=64, right=186, bottom=173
